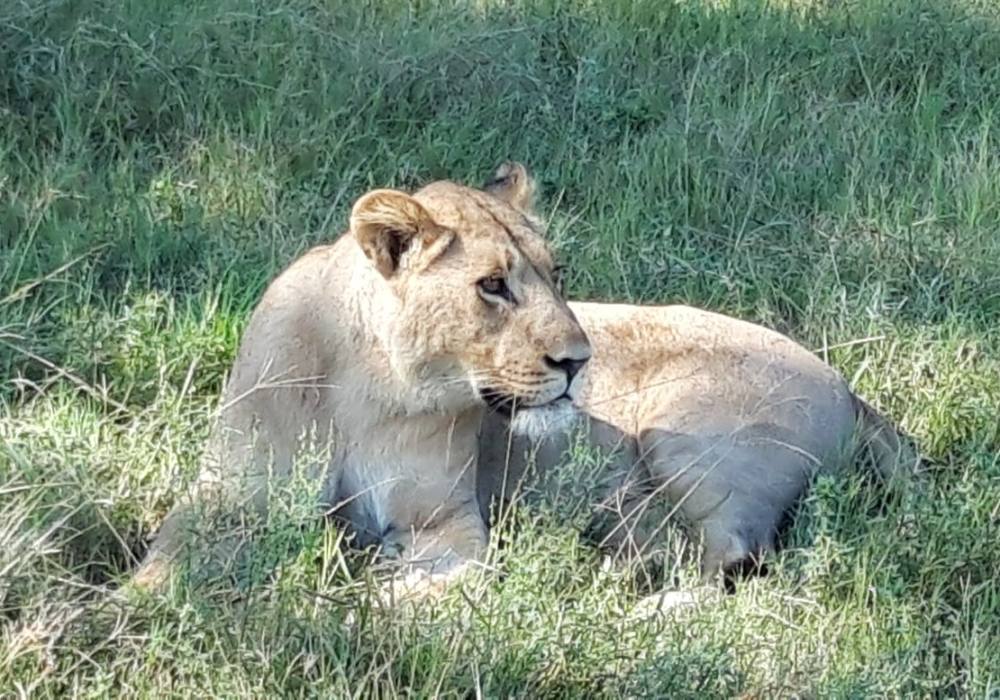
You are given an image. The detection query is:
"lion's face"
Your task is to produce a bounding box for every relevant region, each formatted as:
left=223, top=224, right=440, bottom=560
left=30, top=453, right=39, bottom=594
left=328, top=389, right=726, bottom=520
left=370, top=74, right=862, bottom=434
left=351, top=163, right=590, bottom=414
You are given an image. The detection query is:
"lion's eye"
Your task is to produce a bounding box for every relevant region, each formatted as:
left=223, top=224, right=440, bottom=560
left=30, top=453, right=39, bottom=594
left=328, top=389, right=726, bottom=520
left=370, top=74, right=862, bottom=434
left=477, top=275, right=513, bottom=303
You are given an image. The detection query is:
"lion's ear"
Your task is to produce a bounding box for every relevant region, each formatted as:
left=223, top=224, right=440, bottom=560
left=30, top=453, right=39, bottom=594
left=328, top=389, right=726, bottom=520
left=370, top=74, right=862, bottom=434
left=484, top=161, right=536, bottom=214
left=351, top=189, right=453, bottom=278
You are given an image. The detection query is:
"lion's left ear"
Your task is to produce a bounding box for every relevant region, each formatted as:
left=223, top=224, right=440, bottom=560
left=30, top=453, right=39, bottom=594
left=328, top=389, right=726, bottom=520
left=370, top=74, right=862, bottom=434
left=484, top=161, right=536, bottom=215
left=351, top=189, right=454, bottom=278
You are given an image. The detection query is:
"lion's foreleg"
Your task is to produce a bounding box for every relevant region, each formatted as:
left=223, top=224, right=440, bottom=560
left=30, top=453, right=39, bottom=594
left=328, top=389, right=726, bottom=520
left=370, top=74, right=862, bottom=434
left=379, top=498, right=488, bottom=603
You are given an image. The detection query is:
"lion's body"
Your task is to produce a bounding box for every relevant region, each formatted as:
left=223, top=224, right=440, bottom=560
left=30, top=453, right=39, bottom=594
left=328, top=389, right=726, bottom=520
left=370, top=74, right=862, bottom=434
left=134, top=165, right=591, bottom=591
left=135, top=161, right=908, bottom=594
left=480, top=303, right=910, bottom=578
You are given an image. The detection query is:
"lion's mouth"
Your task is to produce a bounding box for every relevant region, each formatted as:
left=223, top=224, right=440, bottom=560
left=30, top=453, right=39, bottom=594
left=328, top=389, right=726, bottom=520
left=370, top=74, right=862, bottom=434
left=478, top=387, right=516, bottom=416
left=478, top=387, right=572, bottom=417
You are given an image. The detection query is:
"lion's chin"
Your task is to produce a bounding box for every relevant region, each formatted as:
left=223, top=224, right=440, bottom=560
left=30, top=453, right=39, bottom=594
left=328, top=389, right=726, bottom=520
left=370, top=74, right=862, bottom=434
left=507, top=399, right=582, bottom=439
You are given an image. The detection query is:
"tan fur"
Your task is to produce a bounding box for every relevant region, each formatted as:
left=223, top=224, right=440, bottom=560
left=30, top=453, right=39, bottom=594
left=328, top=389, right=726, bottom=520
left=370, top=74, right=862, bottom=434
left=133, top=164, right=590, bottom=592
left=479, top=285, right=917, bottom=582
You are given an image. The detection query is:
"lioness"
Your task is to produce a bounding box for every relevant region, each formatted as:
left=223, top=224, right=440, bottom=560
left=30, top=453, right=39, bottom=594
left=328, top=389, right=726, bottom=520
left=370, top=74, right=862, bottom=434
left=134, top=164, right=590, bottom=593
left=478, top=193, right=913, bottom=584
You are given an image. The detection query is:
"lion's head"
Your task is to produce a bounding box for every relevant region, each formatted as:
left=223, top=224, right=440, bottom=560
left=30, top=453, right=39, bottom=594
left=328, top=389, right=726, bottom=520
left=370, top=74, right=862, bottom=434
left=350, top=162, right=590, bottom=414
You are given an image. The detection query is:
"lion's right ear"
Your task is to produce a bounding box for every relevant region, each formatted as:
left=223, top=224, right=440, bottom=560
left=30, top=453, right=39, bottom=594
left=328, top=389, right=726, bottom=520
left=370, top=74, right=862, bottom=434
left=351, top=190, right=451, bottom=278
left=484, top=161, right=536, bottom=214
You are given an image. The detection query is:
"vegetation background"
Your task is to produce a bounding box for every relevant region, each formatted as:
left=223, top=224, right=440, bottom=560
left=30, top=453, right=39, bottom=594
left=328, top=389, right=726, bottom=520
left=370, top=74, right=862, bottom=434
left=2, top=0, right=999, bottom=696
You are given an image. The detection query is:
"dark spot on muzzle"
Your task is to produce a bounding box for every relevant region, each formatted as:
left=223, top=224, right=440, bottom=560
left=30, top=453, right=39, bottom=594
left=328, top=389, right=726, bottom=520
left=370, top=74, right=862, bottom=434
left=477, top=387, right=516, bottom=417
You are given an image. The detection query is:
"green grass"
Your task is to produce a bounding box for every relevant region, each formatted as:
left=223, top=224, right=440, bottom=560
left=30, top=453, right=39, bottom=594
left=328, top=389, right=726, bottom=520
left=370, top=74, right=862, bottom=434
left=2, top=0, right=1000, bottom=696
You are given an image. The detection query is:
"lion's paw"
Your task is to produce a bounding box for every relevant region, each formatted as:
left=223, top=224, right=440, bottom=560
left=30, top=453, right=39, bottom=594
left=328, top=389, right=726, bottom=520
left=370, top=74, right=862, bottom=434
left=629, top=586, right=719, bottom=621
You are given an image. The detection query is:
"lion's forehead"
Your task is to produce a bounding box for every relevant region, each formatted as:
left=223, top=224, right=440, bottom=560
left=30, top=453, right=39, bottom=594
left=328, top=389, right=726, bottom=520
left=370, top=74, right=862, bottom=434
left=414, top=181, right=554, bottom=271
left=413, top=182, right=528, bottom=234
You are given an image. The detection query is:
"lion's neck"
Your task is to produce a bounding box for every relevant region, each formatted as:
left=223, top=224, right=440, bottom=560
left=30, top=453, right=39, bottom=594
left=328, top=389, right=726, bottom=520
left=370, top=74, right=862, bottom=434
left=337, top=251, right=475, bottom=421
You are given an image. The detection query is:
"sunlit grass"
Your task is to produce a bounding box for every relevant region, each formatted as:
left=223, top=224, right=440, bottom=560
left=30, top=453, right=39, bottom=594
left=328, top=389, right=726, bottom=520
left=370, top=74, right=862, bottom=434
left=1, top=0, right=999, bottom=696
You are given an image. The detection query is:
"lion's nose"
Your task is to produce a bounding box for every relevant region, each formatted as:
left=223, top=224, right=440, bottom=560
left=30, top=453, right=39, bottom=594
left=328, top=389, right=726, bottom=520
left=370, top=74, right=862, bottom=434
left=544, top=354, right=590, bottom=383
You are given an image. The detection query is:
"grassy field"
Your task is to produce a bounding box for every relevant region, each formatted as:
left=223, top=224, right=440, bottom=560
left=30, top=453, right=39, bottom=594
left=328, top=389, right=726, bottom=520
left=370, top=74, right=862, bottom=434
left=2, top=0, right=1000, bottom=696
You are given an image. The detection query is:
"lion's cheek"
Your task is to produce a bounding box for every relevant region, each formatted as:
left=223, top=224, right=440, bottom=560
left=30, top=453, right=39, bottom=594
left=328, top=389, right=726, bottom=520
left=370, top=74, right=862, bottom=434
left=492, top=318, right=538, bottom=370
